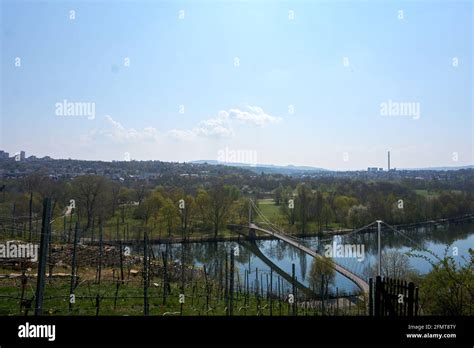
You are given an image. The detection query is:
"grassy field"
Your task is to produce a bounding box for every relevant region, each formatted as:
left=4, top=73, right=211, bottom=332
left=255, top=199, right=345, bottom=233
left=414, top=189, right=439, bottom=198
left=414, top=189, right=463, bottom=199
left=255, top=199, right=282, bottom=222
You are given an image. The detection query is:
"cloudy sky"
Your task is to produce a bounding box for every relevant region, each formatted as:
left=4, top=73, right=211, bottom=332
left=1, top=0, right=472, bottom=170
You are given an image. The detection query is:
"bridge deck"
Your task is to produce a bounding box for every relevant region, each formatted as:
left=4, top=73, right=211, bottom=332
left=249, top=223, right=369, bottom=293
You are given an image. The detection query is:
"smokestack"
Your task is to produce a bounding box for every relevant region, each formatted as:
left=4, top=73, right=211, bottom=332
left=388, top=151, right=391, bottom=171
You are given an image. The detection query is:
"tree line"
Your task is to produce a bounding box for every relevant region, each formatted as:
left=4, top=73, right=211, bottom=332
left=275, top=181, right=473, bottom=233
left=0, top=172, right=473, bottom=239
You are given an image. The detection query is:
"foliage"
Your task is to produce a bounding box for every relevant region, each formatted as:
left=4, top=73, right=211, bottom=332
left=309, top=257, right=336, bottom=291
left=409, top=246, right=474, bottom=315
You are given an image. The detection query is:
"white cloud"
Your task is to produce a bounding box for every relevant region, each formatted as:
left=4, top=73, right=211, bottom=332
left=168, top=110, right=234, bottom=140
left=229, top=105, right=282, bottom=126
left=194, top=111, right=234, bottom=137
left=168, top=105, right=280, bottom=140
left=101, top=106, right=280, bottom=143
left=167, top=129, right=197, bottom=141
left=104, top=115, right=159, bottom=142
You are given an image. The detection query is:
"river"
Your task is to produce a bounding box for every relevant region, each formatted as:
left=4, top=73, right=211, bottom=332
left=150, top=222, right=474, bottom=296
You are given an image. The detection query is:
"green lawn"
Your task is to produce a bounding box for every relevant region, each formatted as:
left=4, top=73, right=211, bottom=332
left=255, top=199, right=282, bottom=222
left=414, top=189, right=439, bottom=198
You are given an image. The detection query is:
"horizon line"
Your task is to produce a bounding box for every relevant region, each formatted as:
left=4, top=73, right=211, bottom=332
left=1, top=151, right=472, bottom=172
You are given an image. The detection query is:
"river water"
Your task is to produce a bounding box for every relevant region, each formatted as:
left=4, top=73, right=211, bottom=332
left=150, top=222, right=474, bottom=296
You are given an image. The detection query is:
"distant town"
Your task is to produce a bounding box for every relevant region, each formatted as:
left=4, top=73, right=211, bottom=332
left=0, top=149, right=472, bottom=183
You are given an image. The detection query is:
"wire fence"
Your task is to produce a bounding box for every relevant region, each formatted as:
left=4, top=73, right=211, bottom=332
left=0, top=238, right=366, bottom=316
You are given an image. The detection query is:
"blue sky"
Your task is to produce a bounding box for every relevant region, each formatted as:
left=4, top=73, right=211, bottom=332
left=1, top=0, right=472, bottom=170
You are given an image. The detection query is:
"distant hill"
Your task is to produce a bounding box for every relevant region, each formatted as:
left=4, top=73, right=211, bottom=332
left=400, top=165, right=474, bottom=171
left=191, top=160, right=328, bottom=175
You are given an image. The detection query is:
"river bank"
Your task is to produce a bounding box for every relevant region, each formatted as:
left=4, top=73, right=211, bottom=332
left=88, top=213, right=474, bottom=246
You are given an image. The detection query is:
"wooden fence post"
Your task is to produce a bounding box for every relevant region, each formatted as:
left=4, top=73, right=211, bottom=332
left=225, top=252, right=228, bottom=314
left=162, top=251, right=169, bottom=305
left=96, top=220, right=103, bottom=284
left=95, top=294, right=100, bottom=316
left=63, top=215, right=67, bottom=243
left=11, top=202, right=16, bottom=237
left=414, top=286, right=419, bottom=316
left=270, top=269, right=273, bottom=316
left=119, top=241, right=124, bottom=284
left=229, top=249, right=234, bottom=316
left=291, top=263, right=296, bottom=316
left=143, top=231, right=149, bottom=316
left=69, top=222, right=79, bottom=312
left=407, top=282, right=415, bottom=316
left=374, top=276, right=381, bottom=316
left=68, top=213, right=73, bottom=243
left=29, top=192, right=33, bottom=242
left=369, top=278, right=373, bottom=316
left=34, top=198, right=51, bottom=316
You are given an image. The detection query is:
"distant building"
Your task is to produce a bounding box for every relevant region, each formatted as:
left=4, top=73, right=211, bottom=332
left=368, top=167, right=378, bottom=172
left=0, top=150, right=9, bottom=159
left=20, top=151, right=26, bottom=161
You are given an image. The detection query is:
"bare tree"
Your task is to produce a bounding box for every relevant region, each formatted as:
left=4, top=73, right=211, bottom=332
left=364, top=250, right=414, bottom=280
left=22, top=173, right=44, bottom=240
left=110, top=182, right=121, bottom=216
left=72, top=175, right=107, bottom=230
left=196, top=184, right=239, bottom=238
left=132, top=183, right=148, bottom=205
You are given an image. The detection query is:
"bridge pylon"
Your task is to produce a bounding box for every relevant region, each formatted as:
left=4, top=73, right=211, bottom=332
left=376, top=220, right=382, bottom=277
left=248, top=199, right=256, bottom=239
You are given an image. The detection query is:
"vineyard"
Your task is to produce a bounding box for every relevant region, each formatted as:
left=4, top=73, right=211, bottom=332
left=0, top=239, right=367, bottom=316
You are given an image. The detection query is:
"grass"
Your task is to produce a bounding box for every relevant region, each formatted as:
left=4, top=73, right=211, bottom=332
left=254, top=199, right=348, bottom=234
left=255, top=199, right=282, bottom=223
left=414, top=189, right=439, bottom=198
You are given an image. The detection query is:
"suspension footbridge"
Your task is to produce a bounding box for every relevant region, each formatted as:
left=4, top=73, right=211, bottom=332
left=246, top=222, right=370, bottom=292
left=232, top=199, right=429, bottom=294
